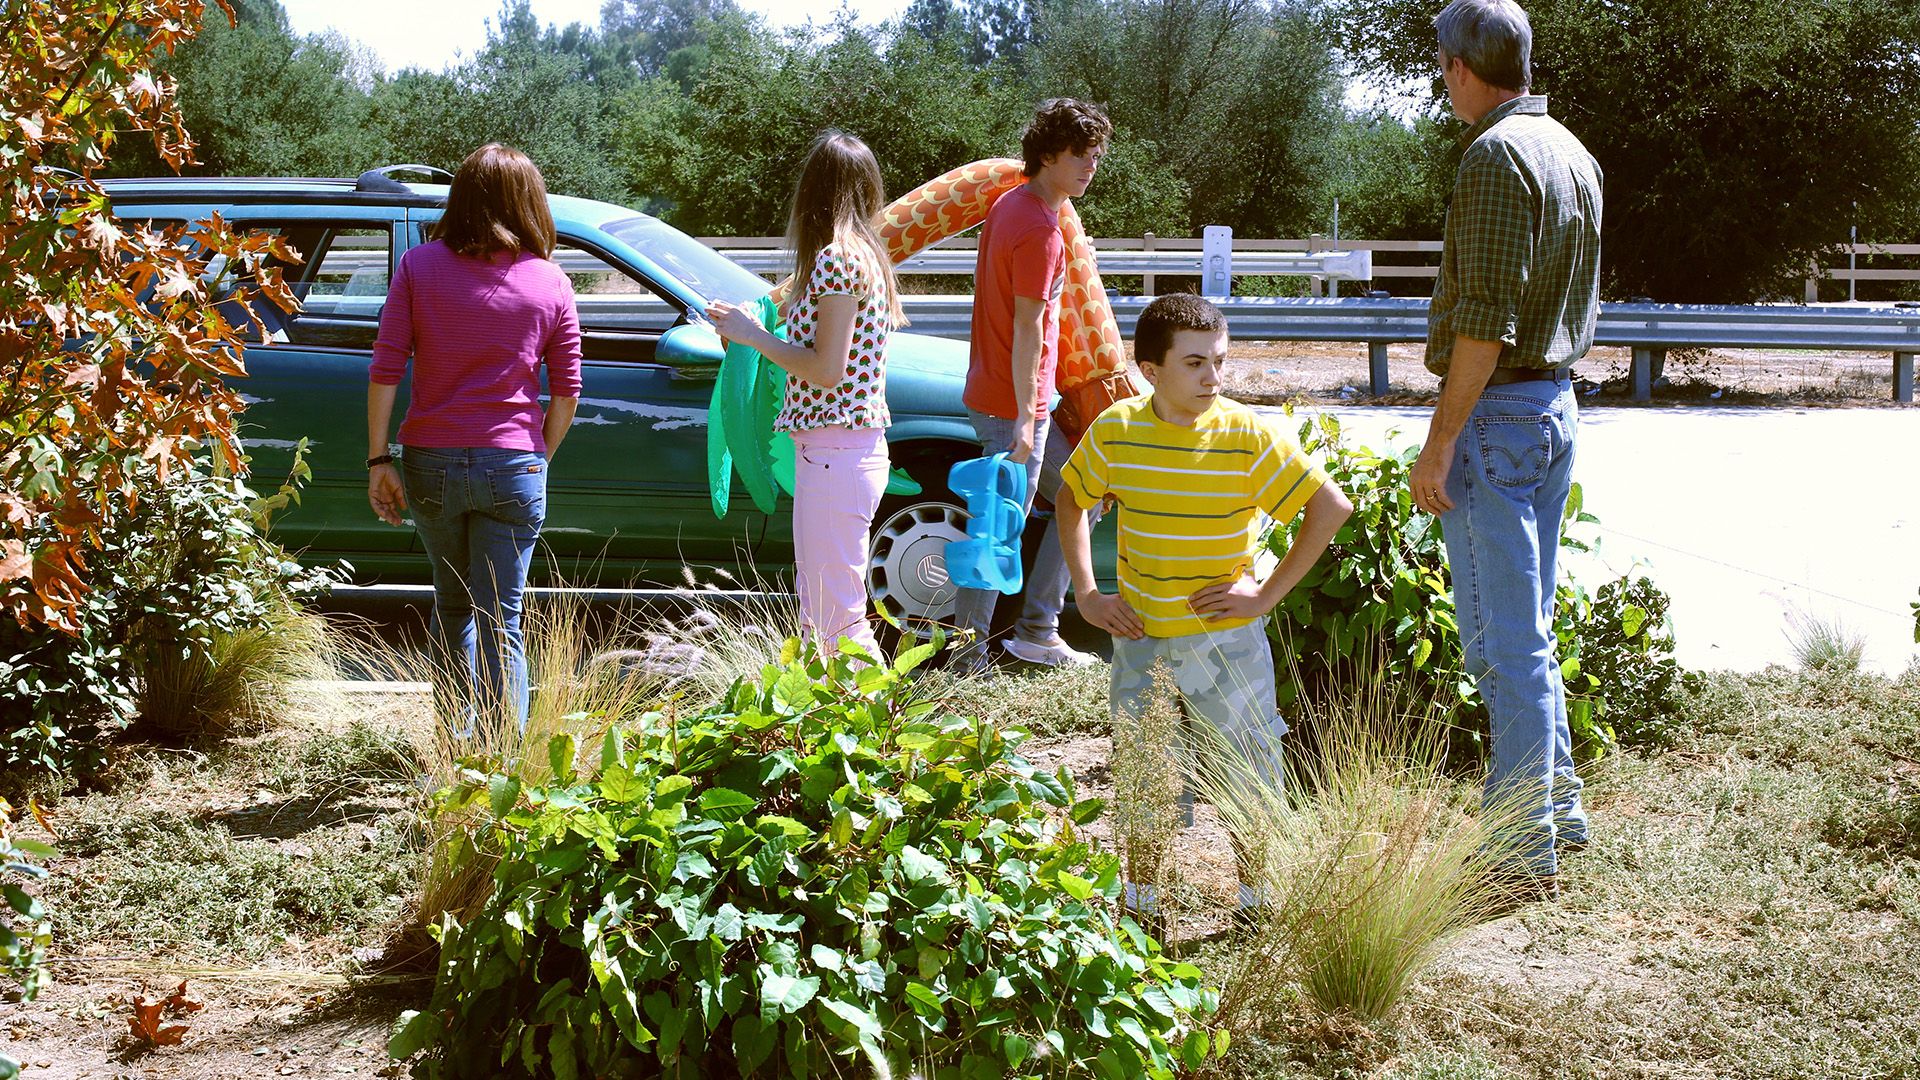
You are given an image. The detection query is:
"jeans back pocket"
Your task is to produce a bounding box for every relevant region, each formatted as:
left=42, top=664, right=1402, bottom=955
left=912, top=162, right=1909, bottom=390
left=402, top=460, right=449, bottom=518
left=486, top=460, right=547, bottom=525
left=1475, top=415, right=1553, bottom=490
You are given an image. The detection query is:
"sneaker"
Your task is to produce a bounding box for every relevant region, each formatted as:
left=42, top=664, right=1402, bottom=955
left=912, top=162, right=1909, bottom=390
left=1236, top=883, right=1272, bottom=913
left=1002, top=636, right=1099, bottom=668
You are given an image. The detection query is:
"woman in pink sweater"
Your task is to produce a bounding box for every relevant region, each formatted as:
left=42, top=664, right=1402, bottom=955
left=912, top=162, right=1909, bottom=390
left=367, top=144, right=581, bottom=734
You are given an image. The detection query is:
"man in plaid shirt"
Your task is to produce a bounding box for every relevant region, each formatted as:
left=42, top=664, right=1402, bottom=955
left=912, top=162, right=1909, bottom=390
left=1410, top=0, right=1603, bottom=903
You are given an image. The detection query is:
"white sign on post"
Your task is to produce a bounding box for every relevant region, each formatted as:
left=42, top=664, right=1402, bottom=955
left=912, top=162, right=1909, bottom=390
left=1202, top=225, right=1232, bottom=298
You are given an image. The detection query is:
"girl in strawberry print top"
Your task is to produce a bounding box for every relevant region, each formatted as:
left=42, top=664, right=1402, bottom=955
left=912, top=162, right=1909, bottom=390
left=708, top=130, right=904, bottom=660
left=777, top=241, right=892, bottom=431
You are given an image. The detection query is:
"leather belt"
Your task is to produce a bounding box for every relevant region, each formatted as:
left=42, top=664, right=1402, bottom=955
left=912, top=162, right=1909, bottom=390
left=1482, top=366, right=1565, bottom=387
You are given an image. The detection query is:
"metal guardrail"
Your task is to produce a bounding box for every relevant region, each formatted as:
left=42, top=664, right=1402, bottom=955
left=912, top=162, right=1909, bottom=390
left=898, top=295, right=1920, bottom=401
left=713, top=246, right=1374, bottom=282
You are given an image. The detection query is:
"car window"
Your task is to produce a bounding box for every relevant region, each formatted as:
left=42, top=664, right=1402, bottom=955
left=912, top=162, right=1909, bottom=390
left=602, top=215, right=772, bottom=306
left=184, top=222, right=392, bottom=349
left=555, top=240, right=683, bottom=336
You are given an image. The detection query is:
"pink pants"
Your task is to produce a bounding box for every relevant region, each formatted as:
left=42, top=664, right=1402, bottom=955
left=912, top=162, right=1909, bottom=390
left=791, top=424, right=889, bottom=658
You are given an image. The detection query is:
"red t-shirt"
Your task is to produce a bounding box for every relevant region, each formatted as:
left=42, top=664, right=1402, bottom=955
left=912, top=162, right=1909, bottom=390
left=965, top=184, right=1065, bottom=421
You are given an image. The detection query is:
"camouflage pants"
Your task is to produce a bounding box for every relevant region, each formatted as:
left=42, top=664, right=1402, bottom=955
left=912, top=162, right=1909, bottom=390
left=1110, top=618, right=1287, bottom=827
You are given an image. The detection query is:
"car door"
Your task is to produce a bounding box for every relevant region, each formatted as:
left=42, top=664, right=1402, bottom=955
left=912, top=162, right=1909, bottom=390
left=208, top=208, right=415, bottom=575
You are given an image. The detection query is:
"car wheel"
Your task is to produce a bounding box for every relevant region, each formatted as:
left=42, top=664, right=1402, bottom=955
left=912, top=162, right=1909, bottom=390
left=867, top=447, right=971, bottom=640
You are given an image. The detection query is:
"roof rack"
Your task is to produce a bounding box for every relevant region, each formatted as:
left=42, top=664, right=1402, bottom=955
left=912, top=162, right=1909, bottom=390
left=356, top=164, right=453, bottom=193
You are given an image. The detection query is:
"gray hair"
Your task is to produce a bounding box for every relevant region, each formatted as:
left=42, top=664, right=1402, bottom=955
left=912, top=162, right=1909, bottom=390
left=1435, top=0, right=1532, bottom=92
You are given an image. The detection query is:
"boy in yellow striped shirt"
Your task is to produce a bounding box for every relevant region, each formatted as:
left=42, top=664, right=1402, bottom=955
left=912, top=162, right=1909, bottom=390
left=1057, top=293, right=1352, bottom=903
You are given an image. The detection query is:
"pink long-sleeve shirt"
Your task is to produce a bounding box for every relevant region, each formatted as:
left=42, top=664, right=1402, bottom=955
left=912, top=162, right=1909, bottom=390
left=370, top=240, right=583, bottom=453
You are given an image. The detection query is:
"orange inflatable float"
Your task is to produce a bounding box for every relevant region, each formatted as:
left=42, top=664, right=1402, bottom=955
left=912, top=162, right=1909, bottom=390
left=877, top=158, right=1143, bottom=443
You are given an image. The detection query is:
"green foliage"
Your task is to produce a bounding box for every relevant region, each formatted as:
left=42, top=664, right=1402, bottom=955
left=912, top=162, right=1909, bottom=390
left=1318, top=113, right=1455, bottom=249
left=106, top=0, right=385, bottom=179
left=1, top=799, right=56, bottom=1005
left=1557, top=571, right=1685, bottom=749
left=1030, top=0, right=1345, bottom=238
left=397, top=643, right=1218, bottom=1078
left=618, top=21, right=1027, bottom=235
left=0, top=462, right=337, bottom=787
left=1264, top=413, right=1680, bottom=757
left=1333, top=0, right=1920, bottom=302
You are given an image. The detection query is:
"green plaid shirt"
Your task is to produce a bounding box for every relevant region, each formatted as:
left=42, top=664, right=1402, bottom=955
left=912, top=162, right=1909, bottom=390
left=1426, top=96, right=1604, bottom=376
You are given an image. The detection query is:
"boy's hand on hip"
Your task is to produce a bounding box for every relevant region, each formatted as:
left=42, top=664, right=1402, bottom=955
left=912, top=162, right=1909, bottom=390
left=1078, top=589, right=1145, bottom=640
left=1190, top=575, right=1271, bottom=622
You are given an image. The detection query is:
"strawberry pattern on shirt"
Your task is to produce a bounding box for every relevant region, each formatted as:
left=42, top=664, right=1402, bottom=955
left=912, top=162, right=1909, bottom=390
left=777, top=240, right=892, bottom=433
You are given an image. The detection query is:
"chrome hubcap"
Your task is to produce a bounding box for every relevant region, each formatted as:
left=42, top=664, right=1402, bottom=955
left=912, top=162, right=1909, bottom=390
left=869, top=499, right=968, bottom=635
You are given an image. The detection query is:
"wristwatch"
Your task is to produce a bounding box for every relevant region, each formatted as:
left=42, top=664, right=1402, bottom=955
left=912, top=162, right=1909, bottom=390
left=366, top=454, right=394, bottom=469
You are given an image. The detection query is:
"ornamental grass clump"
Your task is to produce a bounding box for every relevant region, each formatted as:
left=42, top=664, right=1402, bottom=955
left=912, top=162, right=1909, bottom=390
left=1109, top=660, right=1185, bottom=930
left=1187, top=676, right=1518, bottom=1028
left=390, top=639, right=1223, bottom=1079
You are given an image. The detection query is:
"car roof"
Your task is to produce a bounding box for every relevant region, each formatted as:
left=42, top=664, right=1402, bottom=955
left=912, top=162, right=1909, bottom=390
left=94, top=174, right=652, bottom=232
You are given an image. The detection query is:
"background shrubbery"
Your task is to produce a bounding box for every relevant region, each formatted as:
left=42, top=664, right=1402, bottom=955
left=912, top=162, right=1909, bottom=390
left=0, top=459, right=335, bottom=792
left=105, top=0, right=1920, bottom=301
left=1265, top=412, right=1685, bottom=758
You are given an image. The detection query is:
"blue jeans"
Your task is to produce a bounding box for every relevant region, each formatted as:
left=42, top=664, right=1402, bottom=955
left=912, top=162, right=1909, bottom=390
left=951, top=408, right=1080, bottom=647
left=402, top=445, right=546, bottom=734
left=1439, top=373, right=1588, bottom=875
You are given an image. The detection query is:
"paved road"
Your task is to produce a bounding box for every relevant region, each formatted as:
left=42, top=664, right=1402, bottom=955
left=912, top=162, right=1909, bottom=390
left=1284, top=405, right=1920, bottom=675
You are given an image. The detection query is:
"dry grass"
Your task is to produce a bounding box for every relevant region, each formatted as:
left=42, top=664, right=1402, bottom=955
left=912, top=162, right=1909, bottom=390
left=1188, top=679, right=1518, bottom=1031
left=131, top=598, right=333, bottom=742
left=1109, top=660, right=1186, bottom=929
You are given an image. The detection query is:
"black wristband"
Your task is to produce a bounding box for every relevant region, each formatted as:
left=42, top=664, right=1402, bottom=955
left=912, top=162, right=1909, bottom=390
left=366, top=454, right=394, bottom=469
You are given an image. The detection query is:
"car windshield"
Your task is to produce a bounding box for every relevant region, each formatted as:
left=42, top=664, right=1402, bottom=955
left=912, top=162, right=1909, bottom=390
left=603, top=216, right=772, bottom=307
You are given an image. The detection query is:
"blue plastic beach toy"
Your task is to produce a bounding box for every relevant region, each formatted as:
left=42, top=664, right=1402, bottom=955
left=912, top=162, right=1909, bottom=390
left=945, top=453, right=1026, bottom=594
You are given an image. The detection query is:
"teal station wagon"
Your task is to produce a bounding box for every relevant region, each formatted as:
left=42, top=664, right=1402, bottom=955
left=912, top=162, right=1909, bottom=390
left=100, top=166, right=995, bottom=629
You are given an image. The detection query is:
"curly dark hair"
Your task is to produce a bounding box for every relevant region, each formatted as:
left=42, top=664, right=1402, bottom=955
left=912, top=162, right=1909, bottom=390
left=1134, top=292, right=1226, bottom=367
left=1020, top=98, right=1113, bottom=177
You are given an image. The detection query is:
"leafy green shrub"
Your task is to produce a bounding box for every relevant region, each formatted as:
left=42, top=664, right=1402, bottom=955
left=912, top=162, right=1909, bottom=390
left=392, top=642, right=1221, bottom=1079
left=0, top=459, right=336, bottom=787
left=1, top=798, right=54, bottom=1004
left=1264, top=412, right=1681, bottom=757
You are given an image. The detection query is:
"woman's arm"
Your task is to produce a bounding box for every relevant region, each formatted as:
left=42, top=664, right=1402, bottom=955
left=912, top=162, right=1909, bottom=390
left=543, top=396, right=579, bottom=461
left=366, top=382, right=405, bottom=526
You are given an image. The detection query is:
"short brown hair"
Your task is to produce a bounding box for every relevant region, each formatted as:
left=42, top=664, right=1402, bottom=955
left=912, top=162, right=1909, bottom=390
left=1134, top=292, right=1226, bottom=366
left=1021, top=98, right=1113, bottom=177
left=433, top=144, right=556, bottom=260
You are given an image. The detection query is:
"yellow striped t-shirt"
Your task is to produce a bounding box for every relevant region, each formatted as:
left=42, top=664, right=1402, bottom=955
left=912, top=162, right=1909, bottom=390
left=1060, top=394, right=1327, bottom=638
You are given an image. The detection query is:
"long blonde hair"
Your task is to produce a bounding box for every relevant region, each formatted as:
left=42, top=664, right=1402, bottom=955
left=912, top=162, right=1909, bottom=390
left=784, top=130, right=905, bottom=329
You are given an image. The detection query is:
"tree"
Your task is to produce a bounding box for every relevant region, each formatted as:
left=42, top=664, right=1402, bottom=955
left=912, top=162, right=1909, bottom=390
left=2, top=1, right=294, bottom=630
left=105, top=0, right=388, bottom=179
left=1028, top=0, right=1347, bottom=238
left=618, top=21, right=1028, bottom=235
left=368, top=1, right=632, bottom=202
left=902, top=0, right=1040, bottom=66
left=600, top=0, right=747, bottom=77
left=1332, top=0, right=1920, bottom=302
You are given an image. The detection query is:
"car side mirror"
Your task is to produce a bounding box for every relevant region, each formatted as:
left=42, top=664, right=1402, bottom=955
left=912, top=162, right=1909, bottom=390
left=660, top=320, right=724, bottom=379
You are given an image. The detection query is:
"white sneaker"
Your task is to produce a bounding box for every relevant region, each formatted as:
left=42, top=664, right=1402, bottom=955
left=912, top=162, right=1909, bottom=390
left=1002, top=636, right=1099, bottom=668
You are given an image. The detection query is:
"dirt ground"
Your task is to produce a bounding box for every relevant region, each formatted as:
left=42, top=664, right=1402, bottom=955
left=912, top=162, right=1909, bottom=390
left=1223, top=340, right=1913, bottom=406
left=0, top=726, right=1552, bottom=1079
